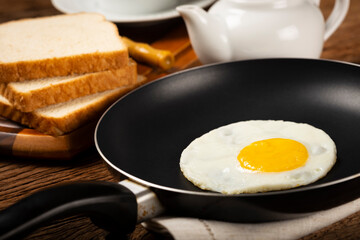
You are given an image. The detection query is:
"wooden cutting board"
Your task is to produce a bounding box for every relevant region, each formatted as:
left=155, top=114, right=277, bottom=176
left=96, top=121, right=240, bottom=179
left=0, top=24, right=200, bottom=159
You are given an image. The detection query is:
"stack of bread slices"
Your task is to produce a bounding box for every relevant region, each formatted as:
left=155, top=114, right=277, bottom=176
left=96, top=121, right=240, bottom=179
left=0, top=13, right=141, bottom=136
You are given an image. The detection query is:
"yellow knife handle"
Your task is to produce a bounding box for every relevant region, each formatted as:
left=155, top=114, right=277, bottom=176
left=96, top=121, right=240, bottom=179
left=123, top=37, right=175, bottom=71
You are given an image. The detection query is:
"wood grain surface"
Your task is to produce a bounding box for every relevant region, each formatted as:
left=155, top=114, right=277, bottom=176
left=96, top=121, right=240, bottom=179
left=0, top=0, right=359, bottom=239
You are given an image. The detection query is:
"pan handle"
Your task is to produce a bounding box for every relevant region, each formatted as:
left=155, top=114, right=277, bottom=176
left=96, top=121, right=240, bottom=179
left=0, top=181, right=137, bottom=240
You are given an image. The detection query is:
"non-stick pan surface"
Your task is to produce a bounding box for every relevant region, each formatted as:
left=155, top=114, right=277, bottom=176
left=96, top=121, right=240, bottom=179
left=96, top=58, right=360, bottom=196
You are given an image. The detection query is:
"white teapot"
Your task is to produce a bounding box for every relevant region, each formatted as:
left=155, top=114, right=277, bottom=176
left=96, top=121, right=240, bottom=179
left=177, top=0, right=349, bottom=64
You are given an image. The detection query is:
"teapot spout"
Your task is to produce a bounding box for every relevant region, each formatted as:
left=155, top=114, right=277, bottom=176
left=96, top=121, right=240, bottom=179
left=176, top=5, right=231, bottom=64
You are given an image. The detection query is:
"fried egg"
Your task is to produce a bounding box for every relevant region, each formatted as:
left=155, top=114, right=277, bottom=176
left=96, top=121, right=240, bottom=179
left=180, top=120, right=336, bottom=194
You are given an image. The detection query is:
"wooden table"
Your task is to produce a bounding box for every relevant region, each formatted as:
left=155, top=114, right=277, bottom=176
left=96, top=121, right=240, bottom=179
left=0, top=1, right=359, bottom=239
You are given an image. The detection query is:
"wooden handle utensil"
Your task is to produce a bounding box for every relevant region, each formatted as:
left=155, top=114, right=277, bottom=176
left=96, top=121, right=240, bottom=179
left=123, top=37, right=175, bottom=71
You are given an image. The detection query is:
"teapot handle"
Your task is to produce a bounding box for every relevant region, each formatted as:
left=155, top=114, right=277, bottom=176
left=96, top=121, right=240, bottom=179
left=313, top=0, right=350, bottom=40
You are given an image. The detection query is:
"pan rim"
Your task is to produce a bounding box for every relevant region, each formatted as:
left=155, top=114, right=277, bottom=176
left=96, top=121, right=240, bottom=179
left=95, top=58, right=360, bottom=197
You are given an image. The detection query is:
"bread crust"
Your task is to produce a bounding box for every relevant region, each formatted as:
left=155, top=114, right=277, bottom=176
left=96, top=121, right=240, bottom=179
left=0, top=98, right=29, bottom=126
left=1, top=60, right=137, bottom=112
left=0, top=13, right=129, bottom=83
left=28, top=86, right=136, bottom=136
left=0, top=76, right=146, bottom=136
left=0, top=86, right=131, bottom=136
left=0, top=51, right=129, bottom=83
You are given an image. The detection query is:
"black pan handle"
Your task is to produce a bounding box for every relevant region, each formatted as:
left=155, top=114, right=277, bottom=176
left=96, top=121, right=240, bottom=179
left=0, top=181, right=137, bottom=240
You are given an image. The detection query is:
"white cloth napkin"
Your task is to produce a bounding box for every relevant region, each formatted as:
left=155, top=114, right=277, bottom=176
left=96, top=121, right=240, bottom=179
left=143, top=198, right=360, bottom=240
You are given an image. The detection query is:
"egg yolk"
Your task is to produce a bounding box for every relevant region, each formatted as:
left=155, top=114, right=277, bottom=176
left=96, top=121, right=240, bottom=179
left=237, top=138, right=308, bottom=172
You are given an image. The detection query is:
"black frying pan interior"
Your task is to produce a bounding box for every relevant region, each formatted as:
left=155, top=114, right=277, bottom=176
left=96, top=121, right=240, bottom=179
left=96, top=58, right=360, bottom=195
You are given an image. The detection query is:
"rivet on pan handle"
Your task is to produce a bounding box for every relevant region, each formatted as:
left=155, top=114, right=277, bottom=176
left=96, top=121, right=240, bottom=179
left=120, top=179, right=165, bottom=223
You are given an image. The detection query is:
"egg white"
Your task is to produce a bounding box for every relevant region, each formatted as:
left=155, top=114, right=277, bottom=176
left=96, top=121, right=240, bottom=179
left=180, top=120, right=337, bottom=194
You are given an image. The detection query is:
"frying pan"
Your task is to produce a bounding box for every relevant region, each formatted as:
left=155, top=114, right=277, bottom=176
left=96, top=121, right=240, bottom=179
left=0, top=58, right=360, bottom=239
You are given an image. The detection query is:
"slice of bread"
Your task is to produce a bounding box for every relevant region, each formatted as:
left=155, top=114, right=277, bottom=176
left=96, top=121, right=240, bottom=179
left=0, top=13, right=129, bottom=83
left=0, top=95, right=27, bottom=126
left=0, top=77, right=146, bottom=136
left=0, top=60, right=137, bottom=112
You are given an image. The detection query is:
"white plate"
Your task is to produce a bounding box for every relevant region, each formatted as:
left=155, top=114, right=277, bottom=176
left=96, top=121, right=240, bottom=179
left=51, top=0, right=215, bottom=25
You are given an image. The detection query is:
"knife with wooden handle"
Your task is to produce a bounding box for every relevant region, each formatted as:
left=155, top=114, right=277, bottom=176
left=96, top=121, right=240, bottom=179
left=123, top=37, right=175, bottom=71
